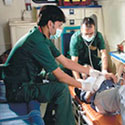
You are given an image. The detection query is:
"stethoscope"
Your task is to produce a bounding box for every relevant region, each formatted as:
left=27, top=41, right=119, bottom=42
left=83, top=36, right=95, bottom=68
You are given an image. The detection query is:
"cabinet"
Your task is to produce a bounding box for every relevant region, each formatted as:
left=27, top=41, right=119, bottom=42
left=60, top=5, right=104, bottom=35
left=57, top=6, right=105, bottom=53
left=9, top=19, right=37, bottom=47
left=61, top=7, right=84, bottom=26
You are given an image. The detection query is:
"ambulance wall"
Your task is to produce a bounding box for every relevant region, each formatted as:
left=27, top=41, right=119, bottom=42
left=0, top=0, right=26, bottom=54
left=98, top=0, right=125, bottom=51
left=0, top=0, right=125, bottom=66
left=97, top=0, right=125, bottom=72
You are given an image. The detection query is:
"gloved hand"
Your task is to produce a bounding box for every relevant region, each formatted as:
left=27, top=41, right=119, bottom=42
left=92, top=75, right=106, bottom=92
left=77, top=77, right=96, bottom=92
left=89, top=69, right=102, bottom=78
left=77, top=75, right=106, bottom=93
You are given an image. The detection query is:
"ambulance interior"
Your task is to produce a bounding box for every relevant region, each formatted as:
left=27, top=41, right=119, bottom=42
left=0, top=0, right=125, bottom=124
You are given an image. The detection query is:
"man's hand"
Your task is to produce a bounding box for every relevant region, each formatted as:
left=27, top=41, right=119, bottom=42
left=77, top=77, right=96, bottom=92
left=81, top=73, right=88, bottom=80
left=102, top=72, right=117, bottom=83
left=93, top=75, right=105, bottom=92
left=89, top=69, right=102, bottom=77
left=89, top=69, right=117, bottom=83
left=77, top=76, right=105, bottom=93
left=81, top=64, right=91, bottom=80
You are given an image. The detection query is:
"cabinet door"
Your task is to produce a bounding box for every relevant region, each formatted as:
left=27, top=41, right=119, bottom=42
left=62, top=8, right=85, bottom=26
left=62, top=8, right=83, bottom=19
left=10, top=24, right=36, bottom=47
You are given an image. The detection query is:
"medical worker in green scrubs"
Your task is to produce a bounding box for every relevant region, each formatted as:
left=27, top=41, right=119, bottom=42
left=70, top=17, right=108, bottom=80
left=3, top=6, right=116, bottom=125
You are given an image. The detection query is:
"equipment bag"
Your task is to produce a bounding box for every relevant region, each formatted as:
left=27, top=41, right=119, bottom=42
left=58, top=0, right=92, bottom=6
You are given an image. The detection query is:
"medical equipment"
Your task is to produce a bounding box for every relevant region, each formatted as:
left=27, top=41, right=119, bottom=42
left=25, top=0, right=32, bottom=11
left=117, top=40, right=125, bottom=53
left=83, top=38, right=95, bottom=68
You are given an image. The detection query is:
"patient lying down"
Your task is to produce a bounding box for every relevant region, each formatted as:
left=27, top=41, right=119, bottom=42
left=75, top=72, right=125, bottom=124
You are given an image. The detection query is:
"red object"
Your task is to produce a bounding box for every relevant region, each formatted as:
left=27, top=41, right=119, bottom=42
left=25, top=0, right=32, bottom=10
left=117, top=44, right=124, bottom=52
left=25, top=3, right=32, bottom=10
left=38, top=26, right=42, bottom=33
left=58, top=0, right=92, bottom=6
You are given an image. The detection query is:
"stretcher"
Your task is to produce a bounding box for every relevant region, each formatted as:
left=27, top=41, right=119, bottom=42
left=61, top=26, right=122, bottom=125
left=69, top=86, right=122, bottom=125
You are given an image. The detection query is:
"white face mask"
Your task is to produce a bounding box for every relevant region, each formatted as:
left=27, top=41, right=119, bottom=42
left=82, top=34, right=95, bottom=42
left=50, top=29, right=62, bottom=40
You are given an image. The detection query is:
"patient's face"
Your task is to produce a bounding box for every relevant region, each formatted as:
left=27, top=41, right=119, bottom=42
left=81, top=24, right=95, bottom=38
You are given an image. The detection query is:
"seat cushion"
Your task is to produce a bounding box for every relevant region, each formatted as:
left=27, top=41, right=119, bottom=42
left=0, top=82, right=44, bottom=125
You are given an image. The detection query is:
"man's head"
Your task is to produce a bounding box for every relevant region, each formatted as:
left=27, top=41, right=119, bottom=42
left=81, top=17, right=96, bottom=42
left=37, top=5, right=66, bottom=38
left=38, top=5, right=65, bottom=27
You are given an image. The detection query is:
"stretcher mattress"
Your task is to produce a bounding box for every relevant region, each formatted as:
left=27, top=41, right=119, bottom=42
left=69, top=86, right=122, bottom=125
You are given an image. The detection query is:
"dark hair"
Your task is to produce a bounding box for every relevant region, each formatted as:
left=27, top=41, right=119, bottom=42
left=81, top=17, right=95, bottom=28
left=37, top=5, right=66, bottom=27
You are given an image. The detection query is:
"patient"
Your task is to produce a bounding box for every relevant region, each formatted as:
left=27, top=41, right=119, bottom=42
left=75, top=71, right=125, bottom=124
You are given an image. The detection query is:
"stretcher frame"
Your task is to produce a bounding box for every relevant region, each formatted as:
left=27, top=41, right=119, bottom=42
left=69, top=86, right=122, bottom=125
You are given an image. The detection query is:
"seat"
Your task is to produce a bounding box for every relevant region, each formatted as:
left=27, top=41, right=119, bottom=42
left=61, top=26, right=80, bottom=57
left=0, top=79, right=45, bottom=125
left=61, top=26, right=122, bottom=125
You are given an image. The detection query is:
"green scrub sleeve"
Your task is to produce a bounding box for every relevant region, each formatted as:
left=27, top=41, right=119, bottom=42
left=69, top=33, right=79, bottom=57
left=97, top=32, right=106, bottom=50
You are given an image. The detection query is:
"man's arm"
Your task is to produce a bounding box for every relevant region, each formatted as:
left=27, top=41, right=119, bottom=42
left=100, top=49, right=108, bottom=72
left=52, top=67, right=82, bottom=88
left=56, top=54, right=90, bottom=75
left=71, top=56, right=81, bottom=79
left=98, top=49, right=118, bottom=82
left=56, top=54, right=117, bottom=83
left=71, top=56, right=88, bottom=80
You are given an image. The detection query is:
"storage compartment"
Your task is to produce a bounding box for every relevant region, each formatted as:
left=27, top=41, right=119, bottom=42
left=9, top=19, right=36, bottom=47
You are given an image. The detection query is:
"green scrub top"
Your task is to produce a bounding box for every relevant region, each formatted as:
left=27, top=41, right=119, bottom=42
left=69, top=30, right=106, bottom=69
left=4, top=26, right=61, bottom=84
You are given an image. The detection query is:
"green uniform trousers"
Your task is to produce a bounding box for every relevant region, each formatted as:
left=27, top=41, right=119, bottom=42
left=6, top=81, right=75, bottom=125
